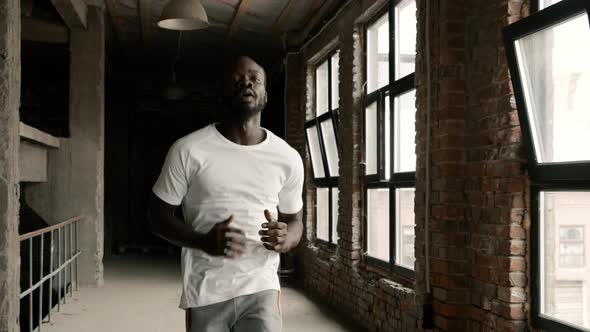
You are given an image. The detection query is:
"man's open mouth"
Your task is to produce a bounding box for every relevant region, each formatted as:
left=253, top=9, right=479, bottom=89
left=237, top=89, right=256, bottom=98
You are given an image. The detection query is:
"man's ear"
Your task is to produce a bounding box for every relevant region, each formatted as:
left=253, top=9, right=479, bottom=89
left=264, top=91, right=268, bottom=103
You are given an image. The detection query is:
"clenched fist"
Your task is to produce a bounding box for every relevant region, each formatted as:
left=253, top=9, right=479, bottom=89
left=259, top=209, right=290, bottom=253
left=201, top=215, right=246, bottom=258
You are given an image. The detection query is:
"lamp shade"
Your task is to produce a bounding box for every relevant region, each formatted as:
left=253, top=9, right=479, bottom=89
left=163, top=83, right=187, bottom=100
left=158, top=0, right=209, bottom=31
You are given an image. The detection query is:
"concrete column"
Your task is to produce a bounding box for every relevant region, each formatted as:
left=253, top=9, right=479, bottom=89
left=0, top=0, right=21, bottom=331
left=69, top=5, right=105, bottom=287
left=25, top=5, right=105, bottom=287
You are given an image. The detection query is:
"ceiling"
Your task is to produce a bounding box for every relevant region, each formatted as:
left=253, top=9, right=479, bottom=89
left=105, top=0, right=343, bottom=59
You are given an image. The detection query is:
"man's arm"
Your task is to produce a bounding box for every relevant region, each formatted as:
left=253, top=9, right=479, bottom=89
left=148, top=193, right=202, bottom=249
left=259, top=208, right=303, bottom=253
left=148, top=193, right=245, bottom=257
left=279, top=209, right=303, bottom=251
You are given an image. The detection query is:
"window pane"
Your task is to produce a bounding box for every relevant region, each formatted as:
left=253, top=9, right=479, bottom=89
left=539, top=0, right=563, bottom=10
left=306, top=126, right=325, bottom=178
left=320, top=119, right=339, bottom=177
left=540, top=191, right=590, bottom=329
left=395, top=0, right=417, bottom=79
left=396, top=188, right=415, bottom=269
left=385, top=95, right=391, bottom=179
left=332, top=187, right=339, bottom=243
left=515, top=14, right=590, bottom=163
left=331, top=52, right=340, bottom=110
left=365, top=102, right=378, bottom=175
left=394, top=89, right=417, bottom=172
left=559, top=226, right=585, bottom=268
left=552, top=281, right=584, bottom=327
left=316, top=188, right=329, bottom=241
left=367, top=13, right=389, bottom=94
left=367, top=188, right=389, bottom=261
left=316, top=60, right=329, bottom=116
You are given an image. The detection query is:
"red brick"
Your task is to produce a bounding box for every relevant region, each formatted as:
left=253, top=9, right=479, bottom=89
left=497, top=256, right=526, bottom=272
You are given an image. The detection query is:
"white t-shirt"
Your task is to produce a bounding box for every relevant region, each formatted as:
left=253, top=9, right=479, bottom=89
left=152, top=122, right=304, bottom=309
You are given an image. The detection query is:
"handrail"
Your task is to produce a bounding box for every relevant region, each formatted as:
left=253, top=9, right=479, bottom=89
left=19, top=215, right=83, bottom=332
left=19, top=216, right=83, bottom=241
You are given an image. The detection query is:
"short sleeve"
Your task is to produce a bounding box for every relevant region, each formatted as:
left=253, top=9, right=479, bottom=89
left=278, top=151, right=304, bottom=214
left=152, top=141, right=188, bottom=206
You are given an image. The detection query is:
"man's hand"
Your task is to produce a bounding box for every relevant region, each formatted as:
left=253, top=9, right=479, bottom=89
left=201, top=215, right=246, bottom=258
left=259, top=209, right=291, bottom=253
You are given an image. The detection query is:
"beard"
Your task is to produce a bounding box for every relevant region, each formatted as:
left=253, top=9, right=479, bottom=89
left=226, top=92, right=266, bottom=120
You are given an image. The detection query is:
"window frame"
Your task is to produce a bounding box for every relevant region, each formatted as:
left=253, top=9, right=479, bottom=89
left=305, top=49, right=341, bottom=246
left=504, top=0, right=590, bottom=183
left=363, top=5, right=391, bottom=182
left=530, top=185, right=590, bottom=332
left=362, top=0, right=417, bottom=278
left=504, top=0, right=590, bottom=331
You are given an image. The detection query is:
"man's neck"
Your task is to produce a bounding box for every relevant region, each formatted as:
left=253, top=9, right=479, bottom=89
left=217, top=115, right=266, bottom=146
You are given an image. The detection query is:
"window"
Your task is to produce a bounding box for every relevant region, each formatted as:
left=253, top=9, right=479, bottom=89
left=305, top=51, right=340, bottom=245
left=364, top=0, right=417, bottom=276
left=551, top=281, right=585, bottom=327
left=535, top=0, right=565, bottom=12
left=539, top=192, right=590, bottom=330
left=559, top=226, right=585, bottom=268
left=504, top=0, right=590, bottom=330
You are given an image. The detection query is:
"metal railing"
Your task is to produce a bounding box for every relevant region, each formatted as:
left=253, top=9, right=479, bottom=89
left=19, top=216, right=83, bottom=332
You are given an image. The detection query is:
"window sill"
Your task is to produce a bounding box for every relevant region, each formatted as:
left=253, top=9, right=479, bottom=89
left=377, top=278, right=416, bottom=300
left=365, top=255, right=415, bottom=288
left=314, top=238, right=337, bottom=249
left=306, top=241, right=338, bottom=263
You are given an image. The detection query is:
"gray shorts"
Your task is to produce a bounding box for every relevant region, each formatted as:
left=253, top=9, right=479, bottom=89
left=185, top=290, right=282, bottom=332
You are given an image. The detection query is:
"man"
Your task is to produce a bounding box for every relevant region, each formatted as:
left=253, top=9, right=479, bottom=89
left=148, top=56, right=304, bottom=332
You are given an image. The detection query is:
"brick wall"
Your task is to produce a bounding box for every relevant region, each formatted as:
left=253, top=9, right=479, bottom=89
left=286, top=0, right=532, bottom=331
left=414, top=0, right=531, bottom=331
left=287, top=1, right=420, bottom=331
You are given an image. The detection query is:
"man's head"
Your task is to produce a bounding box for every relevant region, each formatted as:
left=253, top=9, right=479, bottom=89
left=223, top=56, right=268, bottom=120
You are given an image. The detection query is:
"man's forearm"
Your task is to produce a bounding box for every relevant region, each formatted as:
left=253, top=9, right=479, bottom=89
left=279, top=209, right=304, bottom=251
left=285, top=219, right=303, bottom=251
left=149, top=211, right=207, bottom=250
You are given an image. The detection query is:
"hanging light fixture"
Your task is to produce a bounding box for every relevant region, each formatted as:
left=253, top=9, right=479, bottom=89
left=158, top=0, right=209, bottom=31
left=163, top=32, right=187, bottom=101
left=163, top=61, right=186, bottom=100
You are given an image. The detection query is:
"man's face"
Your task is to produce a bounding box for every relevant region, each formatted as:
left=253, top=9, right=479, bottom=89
left=225, top=57, right=267, bottom=119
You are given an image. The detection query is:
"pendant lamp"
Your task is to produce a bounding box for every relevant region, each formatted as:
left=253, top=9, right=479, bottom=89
left=163, top=32, right=187, bottom=101
left=158, top=0, right=209, bottom=31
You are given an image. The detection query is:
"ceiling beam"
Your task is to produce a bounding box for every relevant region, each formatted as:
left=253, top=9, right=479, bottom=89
left=22, top=18, right=69, bottom=43
left=287, top=0, right=346, bottom=50
left=105, top=0, right=125, bottom=40
left=50, top=0, right=88, bottom=29
left=300, top=0, right=326, bottom=32
left=271, top=0, right=297, bottom=34
left=105, top=0, right=128, bottom=58
left=138, top=0, right=152, bottom=51
left=227, top=0, right=253, bottom=39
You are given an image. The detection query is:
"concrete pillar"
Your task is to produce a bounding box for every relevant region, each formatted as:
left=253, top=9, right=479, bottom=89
left=25, top=5, right=105, bottom=287
left=0, top=0, right=21, bottom=330
left=69, top=5, right=105, bottom=287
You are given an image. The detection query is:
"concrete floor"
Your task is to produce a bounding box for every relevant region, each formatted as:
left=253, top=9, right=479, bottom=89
left=41, top=253, right=359, bottom=332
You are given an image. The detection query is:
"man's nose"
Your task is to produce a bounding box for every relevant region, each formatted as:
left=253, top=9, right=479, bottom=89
left=237, top=77, right=253, bottom=89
